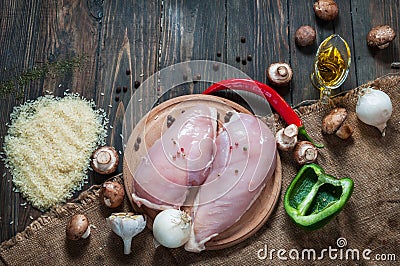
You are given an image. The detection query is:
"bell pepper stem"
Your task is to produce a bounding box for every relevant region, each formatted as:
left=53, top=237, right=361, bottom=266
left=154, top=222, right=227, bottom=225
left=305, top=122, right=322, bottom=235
left=298, top=126, right=324, bottom=148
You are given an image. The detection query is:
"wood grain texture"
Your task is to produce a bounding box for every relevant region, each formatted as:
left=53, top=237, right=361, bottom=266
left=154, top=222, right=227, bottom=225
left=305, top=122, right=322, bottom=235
left=351, top=0, right=399, bottom=85
left=97, top=0, right=160, bottom=158
left=227, top=0, right=290, bottom=101
left=288, top=0, right=357, bottom=105
left=160, top=0, right=226, bottom=94
left=0, top=0, right=100, bottom=243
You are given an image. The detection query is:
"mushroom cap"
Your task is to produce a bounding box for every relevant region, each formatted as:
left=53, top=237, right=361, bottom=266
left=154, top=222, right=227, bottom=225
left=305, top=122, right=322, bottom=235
left=91, top=146, right=119, bottom=175
left=295, top=25, right=316, bottom=47
left=100, top=181, right=125, bottom=208
left=367, top=25, right=396, bottom=49
left=313, top=0, right=339, bottom=21
left=267, top=63, right=293, bottom=87
left=66, top=214, right=89, bottom=240
left=322, top=108, right=348, bottom=134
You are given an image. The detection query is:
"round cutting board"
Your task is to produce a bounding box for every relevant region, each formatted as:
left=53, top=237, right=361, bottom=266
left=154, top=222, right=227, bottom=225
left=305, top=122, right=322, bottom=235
left=123, top=94, right=282, bottom=250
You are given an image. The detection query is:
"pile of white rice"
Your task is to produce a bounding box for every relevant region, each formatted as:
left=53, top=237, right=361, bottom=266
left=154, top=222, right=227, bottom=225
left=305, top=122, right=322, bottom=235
left=3, top=93, right=108, bottom=210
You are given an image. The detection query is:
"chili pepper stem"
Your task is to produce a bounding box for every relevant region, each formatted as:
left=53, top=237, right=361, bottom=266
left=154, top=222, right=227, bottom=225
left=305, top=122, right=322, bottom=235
left=298, top=126, right=324, bottom=148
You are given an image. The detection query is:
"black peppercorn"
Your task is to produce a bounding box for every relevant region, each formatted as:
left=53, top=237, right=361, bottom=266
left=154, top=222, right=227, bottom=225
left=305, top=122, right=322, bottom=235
left=126, top=69, right=131, bottom=75
left=242, top=59, right=247, bottom=65
left=213, top=63, right=219, bottom=71
left=115, top=96, right=119, bottom=102
left=134, top=81, right=141, bottom=89
left=247, top=55, right=252, bottom=61
left=240, top=37, right=246, bottom=43
left=123, top=86, right=128, bottom=93
left=116, top=87, right=121, bottom=93
left=193, top=74, right=201, bottom=83
left=216, top=51, right=222, bottom=57
left=236, top=56, right=241, bottom=62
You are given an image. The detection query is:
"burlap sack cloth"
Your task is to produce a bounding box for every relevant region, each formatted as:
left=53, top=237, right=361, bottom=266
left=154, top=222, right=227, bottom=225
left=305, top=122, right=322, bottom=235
left=1, top=74, right=399, bottom=266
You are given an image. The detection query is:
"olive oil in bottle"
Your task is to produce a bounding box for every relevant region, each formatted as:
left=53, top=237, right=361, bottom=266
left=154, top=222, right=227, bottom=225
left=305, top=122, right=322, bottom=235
left=316, top=46, right=347, bottom=87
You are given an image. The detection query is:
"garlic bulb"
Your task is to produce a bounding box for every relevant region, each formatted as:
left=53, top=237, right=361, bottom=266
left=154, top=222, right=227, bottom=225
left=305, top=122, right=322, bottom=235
left=356, top=87, right=392, bottom=136
left=107, top=212, right=146, bottom=255
left=152, top=209, right=191, bottom=248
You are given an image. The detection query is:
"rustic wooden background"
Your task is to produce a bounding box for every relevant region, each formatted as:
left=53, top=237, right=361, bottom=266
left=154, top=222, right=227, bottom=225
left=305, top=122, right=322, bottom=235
left=0, top=0, right=398, bottom=243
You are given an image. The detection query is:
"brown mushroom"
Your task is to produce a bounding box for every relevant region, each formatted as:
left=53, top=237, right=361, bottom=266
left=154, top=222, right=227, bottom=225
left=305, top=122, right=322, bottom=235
left=66, top=214, right=90, bottom=240
left=313, top=0, right=339, bottom=21
left=276, top=124, right=298, bottom=151
left=293, top=141, right=318, bottom=165
left=335, top=123, right=354, bottom=140
left=100, top=181, right=125, bottom=208
left=322, top=108, right=347, bottom=134
left=91, top=146, right=119, bottom=175
left=367, top=25, right=396, bottom=49
left=322, top=108, right=354, bottom=139
left=267, top=63, right=293, bottom=87
left=295, top=26, right=316, bottom=47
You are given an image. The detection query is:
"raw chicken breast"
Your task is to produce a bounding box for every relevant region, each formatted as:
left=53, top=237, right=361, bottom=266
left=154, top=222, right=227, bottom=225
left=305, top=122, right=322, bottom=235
left=185, top=112, right=277, bottom=252
left=132, top=106, right=217, bottom=210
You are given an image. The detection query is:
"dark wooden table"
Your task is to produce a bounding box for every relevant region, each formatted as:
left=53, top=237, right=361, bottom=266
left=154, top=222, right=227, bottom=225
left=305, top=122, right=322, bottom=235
left=0, top=0, right=398, bottom=244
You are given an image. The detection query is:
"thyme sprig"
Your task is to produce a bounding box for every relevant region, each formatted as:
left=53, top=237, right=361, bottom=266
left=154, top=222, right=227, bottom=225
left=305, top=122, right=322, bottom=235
left=0, top=54, right=87, bottom=98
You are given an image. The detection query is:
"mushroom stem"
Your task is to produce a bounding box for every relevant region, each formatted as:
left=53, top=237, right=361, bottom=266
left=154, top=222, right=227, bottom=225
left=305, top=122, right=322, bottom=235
left=305, top=148, right=316, bottom=161
left=267, top=63, right=293, bottom=87
left=91, top=146, right=119, bottom=175
left=81, top=226, right=91, bottom=239
left=96, top=150, right=111, bottom=164
left=277, top=66, right=288, bottom=77
left=294, top=141, right=318, bottom=165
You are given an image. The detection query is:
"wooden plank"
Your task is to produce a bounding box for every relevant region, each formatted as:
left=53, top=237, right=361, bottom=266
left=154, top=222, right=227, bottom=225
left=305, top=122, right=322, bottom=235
left=351, top=0, right=399, bottom=85
left=288, top=0, right=356, bottom=105
left=159, top=0, right=226, bottom=94
left=226, top=0, right=291, bottom=103
left=96, top=1, right=160, bottom=174
left=0, top=0, right=101, bottom=242
left=330, top=0, right=357, bottom=93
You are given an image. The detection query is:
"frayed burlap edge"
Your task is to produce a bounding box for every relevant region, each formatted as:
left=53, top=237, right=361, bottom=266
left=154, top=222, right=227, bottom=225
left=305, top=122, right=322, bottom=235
left=0, top=174, right=123, bottom=253
left=295, top=72, right=400, bottom=116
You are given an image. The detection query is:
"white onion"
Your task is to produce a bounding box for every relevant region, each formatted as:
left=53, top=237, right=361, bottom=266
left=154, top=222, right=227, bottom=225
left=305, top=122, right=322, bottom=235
left=356, top=87, right=392, bottom=136
left=152, top=209, right=191, bottom=248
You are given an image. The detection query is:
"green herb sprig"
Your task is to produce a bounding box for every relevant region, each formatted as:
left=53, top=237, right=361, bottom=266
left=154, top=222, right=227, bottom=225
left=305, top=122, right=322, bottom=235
left=0, top=54, right=87, bottom=98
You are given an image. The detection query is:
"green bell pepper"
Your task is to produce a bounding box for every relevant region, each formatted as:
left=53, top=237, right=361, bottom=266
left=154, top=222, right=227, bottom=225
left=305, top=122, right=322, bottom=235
left=284, top=163, right=354, bottom=230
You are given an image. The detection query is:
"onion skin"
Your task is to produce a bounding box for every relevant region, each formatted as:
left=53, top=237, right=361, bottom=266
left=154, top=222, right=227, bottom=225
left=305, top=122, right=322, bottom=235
left=152, top=209, right=191, bottom=248
left=356, top=87, right=392, bottom=136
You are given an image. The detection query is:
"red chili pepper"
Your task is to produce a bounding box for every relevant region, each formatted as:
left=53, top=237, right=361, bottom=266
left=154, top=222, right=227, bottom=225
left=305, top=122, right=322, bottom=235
left=203, top=78, right=324, bottom=148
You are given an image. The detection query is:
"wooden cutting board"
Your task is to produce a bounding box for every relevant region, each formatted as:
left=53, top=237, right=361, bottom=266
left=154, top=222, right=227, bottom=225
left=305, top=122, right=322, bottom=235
left=123, top=94, right=282, bottom=250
